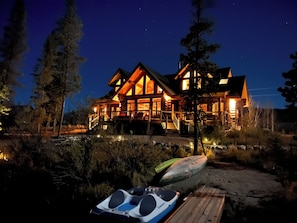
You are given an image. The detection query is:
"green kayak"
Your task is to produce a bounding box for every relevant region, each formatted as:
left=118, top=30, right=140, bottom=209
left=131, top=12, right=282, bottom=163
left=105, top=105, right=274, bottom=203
left=154, top=158, right=181, bottom=173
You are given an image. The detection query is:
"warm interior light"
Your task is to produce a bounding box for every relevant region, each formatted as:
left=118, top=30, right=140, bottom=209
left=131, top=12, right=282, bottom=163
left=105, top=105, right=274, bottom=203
left=0, top=151, right=8, bottom=161
left=163, top=93, right=171, bottom=101
left=229, top=99, right=236, bottom=118
left=112, top=95, right=119, bottom=101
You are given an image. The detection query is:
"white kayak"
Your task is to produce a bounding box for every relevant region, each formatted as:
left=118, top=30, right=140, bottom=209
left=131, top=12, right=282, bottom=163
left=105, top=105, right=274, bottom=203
left=159, top=155, right=207, bottom=186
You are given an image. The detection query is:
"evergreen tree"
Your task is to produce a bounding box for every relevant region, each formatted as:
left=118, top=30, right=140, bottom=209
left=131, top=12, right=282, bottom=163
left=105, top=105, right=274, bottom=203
left=0, top=0, right=27, bottom=100
left=31, top=33, right=58, bottom=133
left=179, top=0, right=220, bottom=155
left=278, top=51, right=297, bottom=109
left=0, top=63, right=11, bottom=132
left=51, top=0, right=85, bottom=136
left=278, top=51, right=297, bottom=123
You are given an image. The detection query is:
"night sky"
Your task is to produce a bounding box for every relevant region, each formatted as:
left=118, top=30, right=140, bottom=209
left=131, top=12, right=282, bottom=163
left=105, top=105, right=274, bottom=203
left=1, top=0, right=297, bottom=110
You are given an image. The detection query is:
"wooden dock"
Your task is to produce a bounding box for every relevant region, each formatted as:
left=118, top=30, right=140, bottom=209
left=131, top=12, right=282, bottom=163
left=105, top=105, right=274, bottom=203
left=164, top=185, right=225, bottom=223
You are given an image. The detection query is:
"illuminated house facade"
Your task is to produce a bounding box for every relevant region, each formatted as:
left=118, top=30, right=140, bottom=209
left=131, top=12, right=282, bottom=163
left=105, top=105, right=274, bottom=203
left=88, top=62, right=249, bottom=134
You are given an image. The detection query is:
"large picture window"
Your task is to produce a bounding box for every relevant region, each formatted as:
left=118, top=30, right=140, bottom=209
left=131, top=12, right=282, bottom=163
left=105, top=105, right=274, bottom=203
left=146, top=76, right=154, bottom=94
left=137, top=98, right=150, bottom=113
left=127, top=100, right=135, bottom=116
left=135, top=76, right=144, bottom=95
left=152, top=98, right=161, bottom=117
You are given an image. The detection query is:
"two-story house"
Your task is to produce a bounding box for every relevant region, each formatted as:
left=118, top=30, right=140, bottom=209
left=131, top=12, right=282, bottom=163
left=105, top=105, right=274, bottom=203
left=88, top=62, right=249, bottom=135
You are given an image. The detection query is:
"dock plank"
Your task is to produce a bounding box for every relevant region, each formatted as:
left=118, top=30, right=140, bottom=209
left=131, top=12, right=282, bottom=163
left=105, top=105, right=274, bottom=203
left=164, top=185, right=225, bottom=223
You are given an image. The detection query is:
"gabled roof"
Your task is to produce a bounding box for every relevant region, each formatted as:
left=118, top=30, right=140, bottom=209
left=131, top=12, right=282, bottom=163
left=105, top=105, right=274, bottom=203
left=107, top=68, right=131, bottom=86
left=164, top=74, right=180, bottom=94
left=97, top=62, right=248, bottom=105
left=227, top=76, right=246, bottom=97
left=116, top=62, right=178, bottom=96
left=175, top=63, right=189, bottom=80
left=175, top=65, right=232, bottom=80
left=140, top=63, right=178, bottom=96
left=214, top=67, right=232, bottom=79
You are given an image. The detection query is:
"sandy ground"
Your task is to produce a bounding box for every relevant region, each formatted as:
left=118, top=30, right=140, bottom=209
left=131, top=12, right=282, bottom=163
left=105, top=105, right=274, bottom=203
left=162, top=161, right=296, bottom=223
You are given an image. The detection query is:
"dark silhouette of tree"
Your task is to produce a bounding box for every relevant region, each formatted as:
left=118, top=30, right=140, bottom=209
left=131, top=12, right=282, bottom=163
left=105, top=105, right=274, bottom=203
left=179, top=0, right=220, bottom=155
left=278, top=51, right=297, bottom=109
left=0, top=64, right=11, bottom=131
left=0, top=0, right=27, bottom=101
left=31, top=0, right=84, bottom=136
left=31, top=33, right=59, bottom=133
left=53, top=0, right=85, bottom=137
left=278, top=51, right=297, bottom=123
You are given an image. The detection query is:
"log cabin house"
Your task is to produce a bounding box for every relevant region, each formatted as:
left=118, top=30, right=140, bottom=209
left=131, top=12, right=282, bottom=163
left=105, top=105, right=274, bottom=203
left=88, top=62, right=249, bottom=135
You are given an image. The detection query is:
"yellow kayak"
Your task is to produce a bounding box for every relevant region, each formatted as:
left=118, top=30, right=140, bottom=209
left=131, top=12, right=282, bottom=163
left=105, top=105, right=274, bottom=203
left=154, top=158, right=181, bottom=173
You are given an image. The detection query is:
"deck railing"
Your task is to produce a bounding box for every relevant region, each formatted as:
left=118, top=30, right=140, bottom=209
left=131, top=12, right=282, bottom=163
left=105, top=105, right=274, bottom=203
left=88, top=109, right=223, bottom=131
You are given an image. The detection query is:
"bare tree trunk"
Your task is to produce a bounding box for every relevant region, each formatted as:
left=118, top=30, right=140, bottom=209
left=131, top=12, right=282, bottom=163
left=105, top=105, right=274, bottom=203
left=37, top=122, right=41, bottom=134
left=193, top=93, right=198, bottom=155
left=53, top=117, right=56, bottom=135
left=271, top=108, right=274, bottom=132
left=58, top=98, right=65, bottom=137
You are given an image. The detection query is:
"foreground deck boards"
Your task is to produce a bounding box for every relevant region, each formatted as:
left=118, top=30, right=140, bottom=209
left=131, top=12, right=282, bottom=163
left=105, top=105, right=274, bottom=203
left=165, top=185, right=225, bottom=223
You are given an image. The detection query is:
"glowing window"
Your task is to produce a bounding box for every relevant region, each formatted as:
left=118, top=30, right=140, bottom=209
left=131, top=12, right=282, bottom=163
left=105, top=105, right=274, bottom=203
left=152, top=98, right=161, bottom=117
left=135, top=76, right=144, bottom=95
left=137, top=98, right=150, bottom=112
left=184, top=71, right=190, bottom=78
left=229, top=99, right=236, bottom=118
left=146, top=76, right=154, bottom=94
left=182, top=79, right=190, bottom=90
left=157, top=85, right=163, bottom=93
left=127, top=88, right=132, bottom=96
left=219, top=79, right=228, bottom=85
left=127, top=100, right=135, bottom=116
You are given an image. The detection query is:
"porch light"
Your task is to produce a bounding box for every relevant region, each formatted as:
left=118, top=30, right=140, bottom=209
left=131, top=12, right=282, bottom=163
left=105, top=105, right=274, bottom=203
left=0, top=150, right=8, bottom=161
left=93, top=107, right=97, bottom=113
left=163, top=93, right=171, bottom=101
left=189, top=142, right=193, bottom=149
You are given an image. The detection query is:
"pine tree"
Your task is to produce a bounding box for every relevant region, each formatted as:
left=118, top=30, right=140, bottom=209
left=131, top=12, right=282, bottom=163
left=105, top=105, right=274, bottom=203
left=278, top=51, right=297, bottom=123
left=0, top=0, right=27, bottom=100
left=179, top=0, right=220, bottom=155
left=51, top=0, right=85, bottom=136
left=31, top=33, right=58, bottom=133
left=278, top=51, right=297, bottom=109
left=0, top=63, right=11, bottom=131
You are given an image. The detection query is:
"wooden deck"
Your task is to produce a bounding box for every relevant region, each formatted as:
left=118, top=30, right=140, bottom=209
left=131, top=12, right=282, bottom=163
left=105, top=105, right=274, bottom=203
left=164, top=185, right=225, bottom=223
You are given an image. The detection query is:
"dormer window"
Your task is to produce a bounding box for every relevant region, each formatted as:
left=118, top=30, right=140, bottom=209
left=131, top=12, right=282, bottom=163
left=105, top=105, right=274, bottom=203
left=182, top=71, right=190, bottom=90
left=182, top=70, right=202, bottom=90
left=219, top=79, right=228, bottom=85
left=115, top=79, right=122, bottom=92
left=193, top=71, right=202, bottom=89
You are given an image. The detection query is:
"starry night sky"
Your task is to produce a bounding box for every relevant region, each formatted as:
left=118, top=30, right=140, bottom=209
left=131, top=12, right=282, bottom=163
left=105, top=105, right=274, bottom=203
left=1, top=0, right=297, bottom=110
